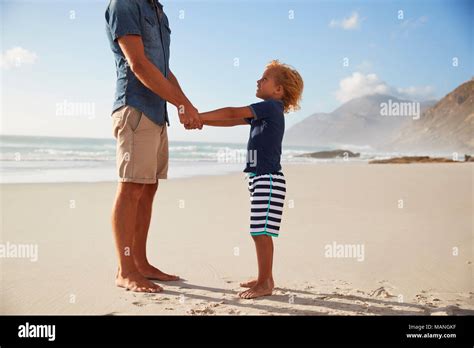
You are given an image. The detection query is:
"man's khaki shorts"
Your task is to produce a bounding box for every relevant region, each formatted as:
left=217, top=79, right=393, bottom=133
left=112, top=105, right=168, bottom=184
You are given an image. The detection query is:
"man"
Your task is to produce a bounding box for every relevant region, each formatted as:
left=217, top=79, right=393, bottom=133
left=105, top=0, right=201, bottom=293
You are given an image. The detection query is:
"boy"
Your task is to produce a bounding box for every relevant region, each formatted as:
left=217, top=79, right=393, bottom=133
left=199, top=60, right=304, bottom=299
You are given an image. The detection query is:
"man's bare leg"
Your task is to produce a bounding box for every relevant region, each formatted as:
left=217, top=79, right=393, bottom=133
left=111, top=182, right=162, bottom=293
left=239, top=235, right=274, bottom=299
left=133, top=181, right=179, bottom=281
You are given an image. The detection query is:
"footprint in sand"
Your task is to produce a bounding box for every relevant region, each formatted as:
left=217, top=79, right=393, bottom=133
left=227, top=309, right=241, bottom=315
left=187, top=307, right=215, bottom=315
left=143, top=293, right=159, bottom=299
left=355, top=300, right=369, bottom=306
left=369, top=287, right=396, bottom=298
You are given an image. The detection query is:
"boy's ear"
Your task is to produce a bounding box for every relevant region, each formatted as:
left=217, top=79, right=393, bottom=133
left=276, top=84, right=284, bottom=95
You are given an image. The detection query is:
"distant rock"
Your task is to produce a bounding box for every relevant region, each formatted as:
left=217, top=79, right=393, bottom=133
left=297, top=149, right=360, bottom=159
left=385, top=79, right=474, bottom=153
left=463, top=154, right=474, bottom=162
left=369, top=156, right=458, bottom=164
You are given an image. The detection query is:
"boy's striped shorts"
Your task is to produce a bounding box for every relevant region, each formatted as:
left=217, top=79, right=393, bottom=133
left=248, top=172, right=286, bottom=237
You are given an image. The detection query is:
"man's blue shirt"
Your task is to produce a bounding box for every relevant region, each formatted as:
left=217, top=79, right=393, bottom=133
left=105, top=0, right=171, bottom=126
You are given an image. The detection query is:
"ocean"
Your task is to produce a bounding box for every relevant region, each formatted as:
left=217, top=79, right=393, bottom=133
left=0, top=134, right=374, bottom=183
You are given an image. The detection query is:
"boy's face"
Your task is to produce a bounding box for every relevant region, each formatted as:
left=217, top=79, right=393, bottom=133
left=256, top=69, right=283, bottom=100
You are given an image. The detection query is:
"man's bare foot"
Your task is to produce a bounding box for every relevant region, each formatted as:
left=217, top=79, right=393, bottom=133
left=240, top=278, right=274, bottom=288
left=136, top=264, right=180, bottom=281
left=238, top=279, right=274, bottom=299
left=115, top=270, right=163, bottom=293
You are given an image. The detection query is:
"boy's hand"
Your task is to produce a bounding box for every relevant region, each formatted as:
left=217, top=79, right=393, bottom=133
left=190, top=106, right=203, bottom=129
left=184, top=112, right=202, bottom=130
left=184, top=122, right=203, bottom=130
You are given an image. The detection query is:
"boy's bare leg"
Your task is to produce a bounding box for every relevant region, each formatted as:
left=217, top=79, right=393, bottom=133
left=133, top=182, right=179, bottom=281
left=112, top=182, right=162, bottom=293
left=239, top=235, right=274, bottom=299
left=240, top=237, right=274, bottom=288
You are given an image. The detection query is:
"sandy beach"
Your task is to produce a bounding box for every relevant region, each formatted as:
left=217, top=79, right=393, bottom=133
left=1, top=163, right=472, bottom=315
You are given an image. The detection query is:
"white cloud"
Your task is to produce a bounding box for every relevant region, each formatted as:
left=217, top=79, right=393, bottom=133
left=336, top=72, right=435, bottom=102
left=336, top=72, right=390, bottom=102
left=391, top=16, right=428, bottom=39
left=396, top=85, right=435, bottom=100
left=329, top=12, right=362, bottom=30
left=400, top=16, right=428, bottom=29
left=0, top=47, right=38, bottom=70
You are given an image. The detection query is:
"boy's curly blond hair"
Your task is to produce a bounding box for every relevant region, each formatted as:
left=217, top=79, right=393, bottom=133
left=266, top=60, right=304, bottom=113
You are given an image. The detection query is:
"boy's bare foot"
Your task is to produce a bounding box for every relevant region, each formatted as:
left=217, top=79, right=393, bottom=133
left=115, top=270, right=163, bottom=293
left=136, top=264, right=180, bottom=281
left=240, top=278, right=274, bottom=288
left=238, top=279, right=274, bottom=299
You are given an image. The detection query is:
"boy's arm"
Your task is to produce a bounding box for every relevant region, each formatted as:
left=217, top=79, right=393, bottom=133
left=199, top=106, right=254, bottom=122
left=203, top=119, right=249, bottom=127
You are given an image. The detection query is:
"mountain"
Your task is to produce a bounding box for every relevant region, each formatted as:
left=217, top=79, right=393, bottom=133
left=285, top=94, right=436, bottom=149
left=384, top=79, right=474, bottom=154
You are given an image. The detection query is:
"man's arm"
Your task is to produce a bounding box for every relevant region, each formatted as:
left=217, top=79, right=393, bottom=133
left=117, top=35, right=200, bottom=127
left=118, top=35, right=186, bottom=107
left=169, top=70, right=202, bottom=129
left=168, top=70, right=192, bottom=106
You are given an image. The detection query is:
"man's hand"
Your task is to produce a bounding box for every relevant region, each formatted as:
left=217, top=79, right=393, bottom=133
left=178, top=103, right=202, bottom=130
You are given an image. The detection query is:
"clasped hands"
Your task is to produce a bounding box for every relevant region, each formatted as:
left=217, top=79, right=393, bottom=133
left=178, top=103, right=203, bottom=130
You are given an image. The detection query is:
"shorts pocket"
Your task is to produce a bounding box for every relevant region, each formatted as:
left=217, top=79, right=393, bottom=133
left=120, top=106, right=146, bottom=133
left=129, top=112, right=144, bottom=133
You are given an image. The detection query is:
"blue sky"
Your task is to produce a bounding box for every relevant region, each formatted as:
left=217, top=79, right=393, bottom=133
left=1, top=0, right=472, bottom=143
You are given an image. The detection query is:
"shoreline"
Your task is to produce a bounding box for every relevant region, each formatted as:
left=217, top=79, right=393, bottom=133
left=1, top=160, right=472, bottom=185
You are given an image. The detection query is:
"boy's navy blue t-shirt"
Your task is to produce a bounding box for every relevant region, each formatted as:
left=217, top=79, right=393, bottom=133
left=244, top=99, right=285, bottom=176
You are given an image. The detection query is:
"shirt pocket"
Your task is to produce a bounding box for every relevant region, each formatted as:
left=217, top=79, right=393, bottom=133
left=143, top=16, right=159, bottom=45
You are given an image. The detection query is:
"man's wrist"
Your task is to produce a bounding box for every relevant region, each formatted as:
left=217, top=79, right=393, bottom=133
left=175, top=99, right=192, bottom=115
